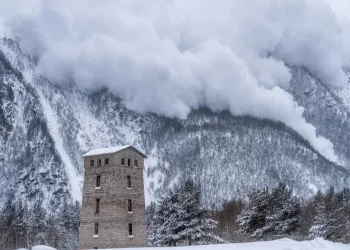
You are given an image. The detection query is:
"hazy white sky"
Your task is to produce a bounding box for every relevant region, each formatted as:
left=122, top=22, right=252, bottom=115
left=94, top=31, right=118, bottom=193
left=324, top=0, right=350, bottom=18
left=0, top=0, right=349, bottom=23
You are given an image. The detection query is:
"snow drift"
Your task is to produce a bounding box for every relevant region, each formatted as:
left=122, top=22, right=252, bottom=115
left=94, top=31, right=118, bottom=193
left=17, top=238, right=350, bottom=250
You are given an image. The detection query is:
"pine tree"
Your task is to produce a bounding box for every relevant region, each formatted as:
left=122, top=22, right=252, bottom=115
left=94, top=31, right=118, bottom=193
left=151, top=180, right=223, bottom=246
left=310, top=187, right=339, bottom=240
left=0, top=199, right=17, bottom=249
left=0, top=197, right=81, bottom=249
left=260, top=183, right=300, bottom=237
left=28, top=201, right=49, bottom=246
left=175, top=180, right=222, bottom=245
left=13, top=201, right=27, bottom=248
left=56, top=199, right=81, bottom=249
left=310, top=187, right=350, bottom=242
left=237, top=183, right=300, bottom=239
left=152, top=191, right=180, bottom=246
left=336, top=188, right=350, bottom=243
left=146, top=201, right=157, bottom=246
left=237, top=188, right=269, bottom=236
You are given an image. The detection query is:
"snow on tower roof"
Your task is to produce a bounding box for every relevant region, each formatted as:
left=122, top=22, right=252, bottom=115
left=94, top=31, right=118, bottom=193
left=82, top=145, right=147, bottom=158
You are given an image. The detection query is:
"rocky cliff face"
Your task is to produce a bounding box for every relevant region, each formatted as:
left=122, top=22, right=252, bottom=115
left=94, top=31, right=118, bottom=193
left=0, top=40, right=70, bottom=211
left=0, top=37, right=349, bottom=210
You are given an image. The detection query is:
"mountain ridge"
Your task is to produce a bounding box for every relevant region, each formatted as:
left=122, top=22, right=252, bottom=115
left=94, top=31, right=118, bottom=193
left=0, top=37, right=349, bottom=210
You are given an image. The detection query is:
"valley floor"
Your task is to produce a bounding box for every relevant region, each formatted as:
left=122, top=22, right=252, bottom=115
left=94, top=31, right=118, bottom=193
left=22, top=238, right=350, bottom=250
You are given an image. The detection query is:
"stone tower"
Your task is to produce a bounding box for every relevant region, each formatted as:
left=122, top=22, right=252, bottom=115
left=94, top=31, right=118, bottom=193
left=78, top=145, right=148, bottom=249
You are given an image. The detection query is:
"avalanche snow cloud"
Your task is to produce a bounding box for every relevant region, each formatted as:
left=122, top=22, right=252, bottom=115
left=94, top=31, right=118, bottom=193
left=1, top=0, right=350, bottom=161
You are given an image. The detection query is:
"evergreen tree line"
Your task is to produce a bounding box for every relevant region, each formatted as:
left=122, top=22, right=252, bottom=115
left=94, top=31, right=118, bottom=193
left=0, top=198, right=80, bottom=250
left=147, top=180, right=225, bottom=246
left=208, top=183, right=350, bottom=243
left=3, top=182, right=349, bottom=249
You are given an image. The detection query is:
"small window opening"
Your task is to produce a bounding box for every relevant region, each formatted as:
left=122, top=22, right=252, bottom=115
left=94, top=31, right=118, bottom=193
left=96, top=175, right=101, bottom=188
left=127, top=175, right=131, bottom=188
left=97, top=159, right=101, bottom=167
left=105, top=158, right=109, bottom=166
left=96, top=199, right=100, bottom=214
left=128, top=223, right=133, bottom=236
left=134, top=160, right=138, bottom=167
left=128, top=199, right=132, bottom=212
left=94, top=223, right=99, bottom=235
left=121, top=158, right=125, bottom=166
left=90, top=160, right=95, bottom=167
left=127, top=159, right=131, bottom=166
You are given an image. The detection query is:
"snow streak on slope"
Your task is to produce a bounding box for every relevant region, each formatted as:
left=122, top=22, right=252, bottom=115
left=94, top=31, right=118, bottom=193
left=144, top=145, right=166, bottom=205
left=35, top=86, right=83, bottom=201
left=0, top=43, right=71, bottom=210
left=336, top=71, right=350, bottom=112
left=0, top=38, right=83, bottom=202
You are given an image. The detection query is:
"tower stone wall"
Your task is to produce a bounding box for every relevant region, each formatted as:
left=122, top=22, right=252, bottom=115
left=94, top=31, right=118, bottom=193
left=78, top=147, right=147, bottom=249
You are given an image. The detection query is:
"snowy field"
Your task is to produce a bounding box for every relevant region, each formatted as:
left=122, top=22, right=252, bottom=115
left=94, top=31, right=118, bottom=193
left=21, top=238, right=350, bottom=250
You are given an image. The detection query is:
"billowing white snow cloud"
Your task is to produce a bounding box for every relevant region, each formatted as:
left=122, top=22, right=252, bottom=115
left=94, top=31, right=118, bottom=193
left=1, top=0, right=350, bottom=161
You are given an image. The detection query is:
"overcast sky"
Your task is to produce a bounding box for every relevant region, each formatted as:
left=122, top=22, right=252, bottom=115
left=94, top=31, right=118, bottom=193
left=325, top=0, right=350, bottom=18
left=1, top=0, right=349, bottom=162
left=1, top=0, right=349, bottom=19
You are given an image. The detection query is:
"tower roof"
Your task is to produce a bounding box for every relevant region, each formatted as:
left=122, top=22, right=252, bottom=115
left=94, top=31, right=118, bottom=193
left=82, top=145, right=147, bottom=158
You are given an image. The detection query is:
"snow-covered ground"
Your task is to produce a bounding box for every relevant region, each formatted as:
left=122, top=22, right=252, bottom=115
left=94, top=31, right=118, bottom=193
left=18, top=245, right=57, bottom=250
left=19, top=238, right=350, bottom=250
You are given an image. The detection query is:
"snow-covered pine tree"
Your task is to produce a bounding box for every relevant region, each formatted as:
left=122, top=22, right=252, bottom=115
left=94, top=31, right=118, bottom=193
left=151, top=180, right=223, bottom=246
left=259, top=183, right=300, bottom=237
left=29, top=201, right=48, bottom=245
left=310, top=187, right=339, bottom=240
left=152, top=190, right=181, bottom=246
left=297, top=190, right=322, bottom=239
left=175, top=180, right=222, bottom=245
left=336, top=188, right=350, bottom=243
left=237, top=183, right=300, bottom=239
left=0, top=197, right=80, bottom=249
left=13, top=201, right=27, bottom=248
left=0, top=199, right=28, bottom=249
left=237, top=187, right=269, bottom=236
left=146, top=201, right=157, bottom=246
left=150, top=196, right=168, bottom=246
left=310, top=187, right=350, bottom=242
left=56, top=199, right=81, bottom=249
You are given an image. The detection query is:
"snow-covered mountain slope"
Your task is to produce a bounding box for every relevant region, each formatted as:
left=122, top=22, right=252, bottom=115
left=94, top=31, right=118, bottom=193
left=0, top=45, right=70, bottom=210
left=1, top=37, right=350, bottom=210
left=289, top=68, right=350, bottom=168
